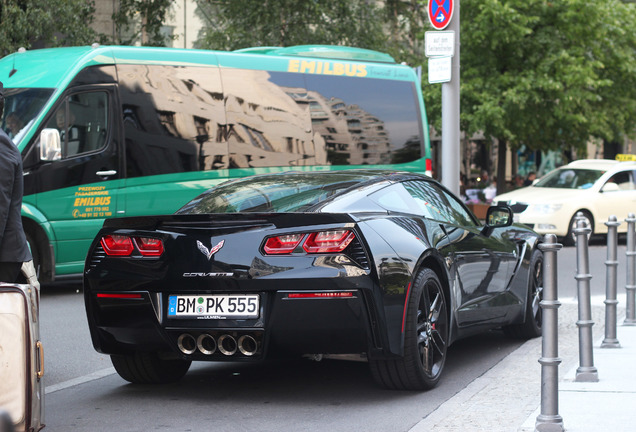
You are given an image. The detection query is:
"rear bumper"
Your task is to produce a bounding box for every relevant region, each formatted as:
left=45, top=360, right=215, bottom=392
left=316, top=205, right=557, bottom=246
left=84, top=280, right=380, bottom=361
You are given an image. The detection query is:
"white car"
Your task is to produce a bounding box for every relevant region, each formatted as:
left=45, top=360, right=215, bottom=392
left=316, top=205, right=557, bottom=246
left=493, top=159, right=636, bottom=245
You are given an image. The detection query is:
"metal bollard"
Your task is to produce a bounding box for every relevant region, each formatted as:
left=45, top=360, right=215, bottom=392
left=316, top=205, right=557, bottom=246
left=573, top=218, right=599, bottom=382
left=625, top=213, right=636, bottom=326
left=602, top=215, right=621, bottom=348
left=535, top=234, right=565, bottom=432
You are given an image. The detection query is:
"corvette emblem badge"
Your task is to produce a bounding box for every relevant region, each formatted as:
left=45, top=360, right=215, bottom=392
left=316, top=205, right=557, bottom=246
left=197, top=239, right=225, bottom=260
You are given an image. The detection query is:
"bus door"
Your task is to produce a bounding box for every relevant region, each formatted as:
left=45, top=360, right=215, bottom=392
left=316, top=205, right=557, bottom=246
left=29, top=87, right=120, bottom=273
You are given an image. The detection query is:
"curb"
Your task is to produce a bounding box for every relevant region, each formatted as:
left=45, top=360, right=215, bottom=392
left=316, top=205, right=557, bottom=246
left=409, top=301, right=608, bottom=432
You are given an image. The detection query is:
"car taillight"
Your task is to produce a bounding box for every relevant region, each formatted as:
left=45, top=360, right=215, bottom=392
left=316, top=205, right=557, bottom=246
left=263, top=230, right=355, bottom=255
left=101, top=235, right=134, bottom=256
left=96, top=293, right=143, bottom=299
left=263, top=233, right=304, bottom=254
left=303, top=230, right=355, bottom=253
left=100, top=235, right=164, bottom=257
left=134, top=237, right=164, bottom=256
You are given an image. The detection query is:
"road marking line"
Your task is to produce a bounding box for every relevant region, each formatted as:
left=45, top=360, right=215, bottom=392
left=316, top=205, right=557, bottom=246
left=45, top=367, right=116, bottom=394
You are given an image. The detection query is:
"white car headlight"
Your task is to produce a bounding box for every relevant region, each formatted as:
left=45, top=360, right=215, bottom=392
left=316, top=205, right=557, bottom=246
left=532, top=203, right=563, bottom=214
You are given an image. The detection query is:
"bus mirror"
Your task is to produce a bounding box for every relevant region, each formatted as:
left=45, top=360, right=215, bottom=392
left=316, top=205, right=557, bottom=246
left=40, top=128, right=61, bottom=161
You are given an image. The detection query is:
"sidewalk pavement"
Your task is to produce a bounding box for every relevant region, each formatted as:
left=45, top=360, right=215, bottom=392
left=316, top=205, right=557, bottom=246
left=408, top=298, right=636, bottom=432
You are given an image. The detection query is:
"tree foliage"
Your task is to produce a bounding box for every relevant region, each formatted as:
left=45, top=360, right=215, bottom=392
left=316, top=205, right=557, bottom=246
left=0, top=0, right=98, bottom=57
left=423, top=0, right=636, bottom=153
left=193, top=0, right=429, bottom=64
left=193, top=0, right=387, bottom=51
left=421, top=0, right=636, bottom=190
left=112, top=0, right=174, bottom=46
left=382, top=0, right=428, bottom=67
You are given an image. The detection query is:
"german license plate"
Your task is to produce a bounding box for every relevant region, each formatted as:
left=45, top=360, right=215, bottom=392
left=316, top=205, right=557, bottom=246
left=168, top=294, right=259, bottom=319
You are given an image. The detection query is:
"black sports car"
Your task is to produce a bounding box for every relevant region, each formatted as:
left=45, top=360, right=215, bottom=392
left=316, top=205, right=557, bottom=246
left=84, top=170, right=543, bottom=390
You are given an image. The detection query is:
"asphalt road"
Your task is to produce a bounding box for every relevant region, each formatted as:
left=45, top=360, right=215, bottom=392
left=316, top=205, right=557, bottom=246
left=38, top=240, right=629, bottom=432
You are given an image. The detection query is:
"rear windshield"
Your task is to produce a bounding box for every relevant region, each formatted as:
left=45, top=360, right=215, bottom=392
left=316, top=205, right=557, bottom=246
left=177, top=175, right=364, bottom=214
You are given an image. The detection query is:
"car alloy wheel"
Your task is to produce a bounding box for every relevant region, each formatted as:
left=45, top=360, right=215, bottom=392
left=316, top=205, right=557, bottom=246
left=503, top=249, right=543, bottom=339
left=529, top=252, right=543, bottom=330
left=415, top=275, right=448, bottom=381
left=369, top=268, right=448, bottom=390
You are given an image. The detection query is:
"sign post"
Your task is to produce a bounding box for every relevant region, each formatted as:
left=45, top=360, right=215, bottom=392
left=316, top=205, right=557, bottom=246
left=427, top=0, right=460, bottom=195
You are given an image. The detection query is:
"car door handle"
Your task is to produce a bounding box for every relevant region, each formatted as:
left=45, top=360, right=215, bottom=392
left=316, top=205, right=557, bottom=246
left=96, top=170, right=117, bottom=176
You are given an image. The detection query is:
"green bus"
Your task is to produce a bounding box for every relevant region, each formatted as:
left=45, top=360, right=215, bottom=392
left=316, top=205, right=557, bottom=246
left=0, top=44, right=432, bottom=283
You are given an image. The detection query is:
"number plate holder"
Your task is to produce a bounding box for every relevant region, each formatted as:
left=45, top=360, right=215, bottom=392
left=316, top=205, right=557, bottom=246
left=168, top=294, right=260, bottom=319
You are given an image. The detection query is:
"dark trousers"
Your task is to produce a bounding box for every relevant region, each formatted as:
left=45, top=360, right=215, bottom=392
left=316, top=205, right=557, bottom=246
left=0, top=262, right=22, bottom=283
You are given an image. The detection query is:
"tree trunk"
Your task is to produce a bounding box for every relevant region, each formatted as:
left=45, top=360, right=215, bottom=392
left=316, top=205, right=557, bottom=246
left=496, top=139, right=507, bottom=195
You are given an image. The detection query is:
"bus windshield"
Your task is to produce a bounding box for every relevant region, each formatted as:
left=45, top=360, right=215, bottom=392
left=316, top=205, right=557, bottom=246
left=2, top=88, right=54, bottom=146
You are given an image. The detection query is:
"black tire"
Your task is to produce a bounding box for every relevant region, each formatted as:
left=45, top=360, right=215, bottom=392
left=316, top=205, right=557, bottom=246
left=111, top=352, right=191, bottom=384
left=564, top=211, right=593, bottom=246
left=370, top=268, right=448, bottom=390
left=503, top=249, right=543, bottom=339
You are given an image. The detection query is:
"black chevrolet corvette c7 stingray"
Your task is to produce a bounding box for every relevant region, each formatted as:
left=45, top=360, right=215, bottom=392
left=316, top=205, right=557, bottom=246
left=83, top=170, right=543, bottom=390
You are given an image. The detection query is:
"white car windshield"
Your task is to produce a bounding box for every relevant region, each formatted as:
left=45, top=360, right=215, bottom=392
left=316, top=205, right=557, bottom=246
left=534, top=168, right=606, bottom=189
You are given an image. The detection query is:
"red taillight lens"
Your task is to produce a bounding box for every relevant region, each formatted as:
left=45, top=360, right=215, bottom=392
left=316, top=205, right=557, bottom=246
left=134, top=237, right=164, bottom=256
left=263, top=230, right=355, bottom=255
left=302, top=230, right=355, bottom=253
left=96, top=293, right=143, bottom=299
left=264, top=233, right=304, bottom=254
left=100, top=235, right=164, bottom=257
left=101, top=235, right=134, bottom=256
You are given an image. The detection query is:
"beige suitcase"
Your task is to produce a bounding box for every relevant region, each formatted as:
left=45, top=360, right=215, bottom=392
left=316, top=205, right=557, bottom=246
left=0, top=261, right=44, bottom=432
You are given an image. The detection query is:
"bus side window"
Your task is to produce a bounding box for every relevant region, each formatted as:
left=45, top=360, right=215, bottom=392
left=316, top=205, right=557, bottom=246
left=118, top=64, right=226, bottom=177
left=51, top=92, right=109, bottom=158
left=82, top=92, right=108, bottom=152
left=70, top=92, right=108, bottom=155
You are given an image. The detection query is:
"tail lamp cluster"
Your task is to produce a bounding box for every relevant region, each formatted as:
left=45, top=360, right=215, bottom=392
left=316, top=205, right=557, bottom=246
left=100, top=229, right=354, bottom=257
left=100, top=234, right=164, bottom=257
left=263, top=229, right=355, bottom=255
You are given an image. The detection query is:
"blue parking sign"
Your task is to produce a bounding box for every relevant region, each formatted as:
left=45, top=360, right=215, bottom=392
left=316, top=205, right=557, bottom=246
left=428, top=0, right=454, bottom=30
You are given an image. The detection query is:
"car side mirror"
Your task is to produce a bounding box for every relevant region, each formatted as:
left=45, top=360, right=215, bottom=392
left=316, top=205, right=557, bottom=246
left=601, top=182, right=620, bottom=192
left=486, top=205, right=513, bottom=227
left=40, top=128, right=61, bottom=161
left=482, top=205, right=513, bottom=236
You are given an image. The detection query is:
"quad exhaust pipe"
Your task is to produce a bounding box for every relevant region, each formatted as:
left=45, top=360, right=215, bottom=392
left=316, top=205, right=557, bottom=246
left=177, top=332, right=259, bottom=357
left=238, top=335, right=258, bottom=356
left=197, top=333, right=217, bottom=355
left=177, top=333, right=197, bottom=355
left=217, top=334, right=238, bottom=356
